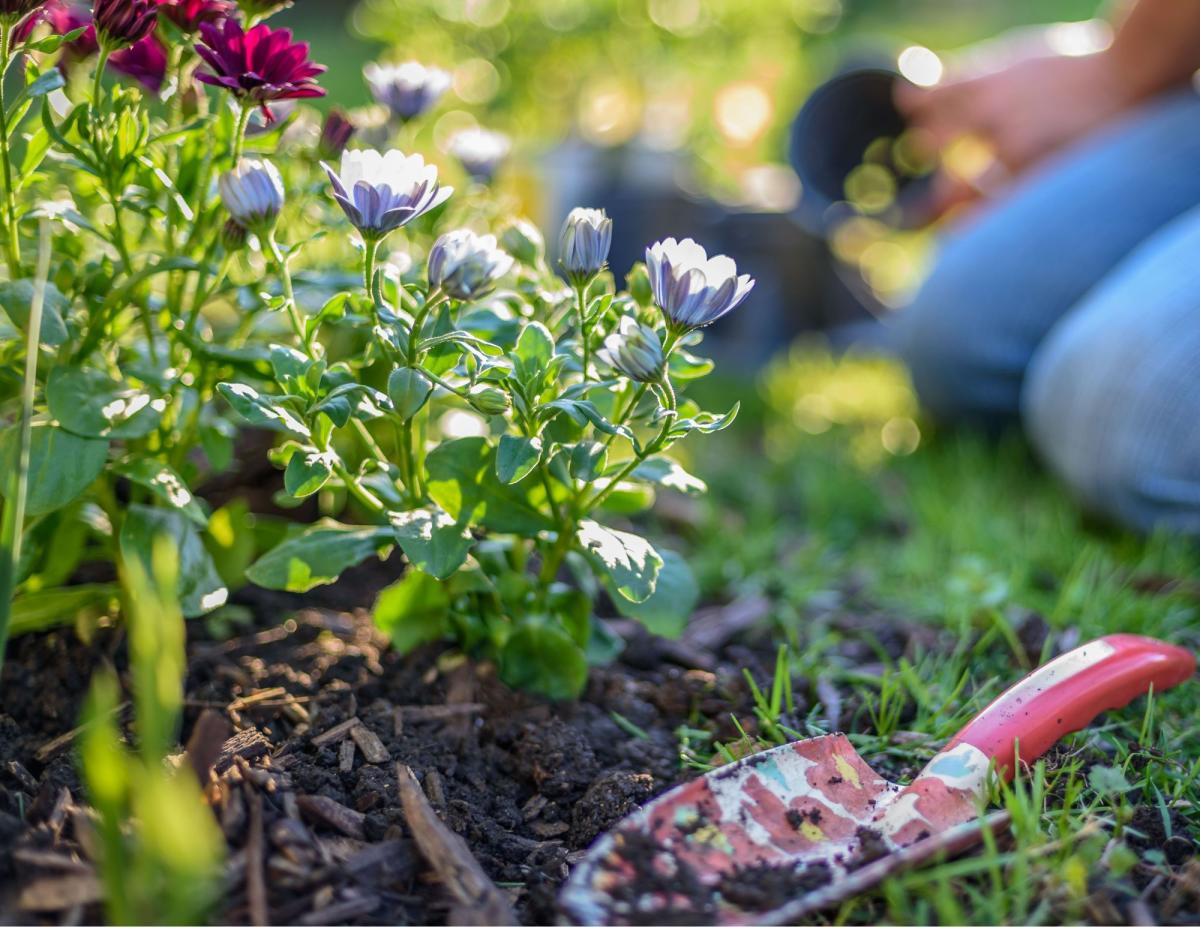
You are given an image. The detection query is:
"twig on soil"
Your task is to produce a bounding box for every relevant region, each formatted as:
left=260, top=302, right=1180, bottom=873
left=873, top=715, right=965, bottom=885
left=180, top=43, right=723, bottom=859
left=18, top=873, right=103, bottom=912
left=247, top=788, right=270, bottom=927
left=395, top=763, right=518, bottom=926
left=350, top=724, right=390, bottom=764
left=310, top=717, right=362, bottom=747
left=296, top=795, right=367, bottom=840
left=33, top=702, right=127, bottom=762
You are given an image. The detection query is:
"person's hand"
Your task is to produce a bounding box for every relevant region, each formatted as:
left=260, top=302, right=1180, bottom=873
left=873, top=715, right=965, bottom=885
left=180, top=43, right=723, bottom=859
left=896, top=37, right=1142, bottom=214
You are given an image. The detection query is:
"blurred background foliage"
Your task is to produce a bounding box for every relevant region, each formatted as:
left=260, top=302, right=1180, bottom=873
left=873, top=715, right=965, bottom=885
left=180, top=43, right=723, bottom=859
left=283, top=0, right=1101, bottom=321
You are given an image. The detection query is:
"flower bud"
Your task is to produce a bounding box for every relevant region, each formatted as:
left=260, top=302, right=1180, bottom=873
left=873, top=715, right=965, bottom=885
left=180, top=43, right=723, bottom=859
left=498, top=217, right=545, bottom=267
left=428, top=230, right=514, bottom=302
left=559, top=207, right=612, bottom=286
left=0, top=0, right=46, bottom=25
left=466, top=383, right=510, bottom=417
left=220, top=218, right=248, bottom=252
left=317, top=109, right=356, bottom=161
left=364, top=61, right=450, bottom=124
left=387, top=367, right=433, bottom=421
left=218, top=158, right=284, bottom=233
left=94, top=0, right=157, bottom=49
left=597, top=316, right=666, bottom=383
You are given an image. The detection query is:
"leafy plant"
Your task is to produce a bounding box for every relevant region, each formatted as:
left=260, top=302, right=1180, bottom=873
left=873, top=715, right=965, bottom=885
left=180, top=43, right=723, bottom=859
left=0, top=0, right=750, bottom=698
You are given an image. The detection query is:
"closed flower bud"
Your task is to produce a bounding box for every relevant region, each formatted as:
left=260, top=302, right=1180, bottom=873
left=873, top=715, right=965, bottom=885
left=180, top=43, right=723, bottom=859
left=93, top=0, right=156, bottom=49
left=218, top=158, right=284, bottom=232
left=448, top=127, right=510, bottom=184
left=559, top=207, right=612, bottom=286
left=466, top=383, right=510, bottom=417
left=645, top=237, right=754, bottom=333
left=597, top=316, right=666, bottom=383
left=317, top=109, right=355, bottom=161
left=220, top=218, right=248, bottom=252
left=427, top=230, right=514, bottom=302
left=499, top=217, right=544, bottom=266
left=364, top=60, right=450, bottom=123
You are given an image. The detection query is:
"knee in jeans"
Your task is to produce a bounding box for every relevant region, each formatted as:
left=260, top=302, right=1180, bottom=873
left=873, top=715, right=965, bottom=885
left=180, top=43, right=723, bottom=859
left=895, top=263, right=1018, bottom=424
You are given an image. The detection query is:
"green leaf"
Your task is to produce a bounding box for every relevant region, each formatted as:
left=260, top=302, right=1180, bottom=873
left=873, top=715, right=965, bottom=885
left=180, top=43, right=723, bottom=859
left=246, top=520, right=393, bottom=592
left=671, top=401, right=740, bottom=437
left=426, top=437, right=553, bottom=535
left=119, top=506, right=228, bottom=617
left=389, top=507, right=473, bottom=580
left=0, top=422, right=108, bottom=516
left=373, top=570, right=451, bottom=654
left=669, top=348, right=715, bottom=381
left=312, top=383, right=389, bottom=427
left=500, top=618, right=588, bottom=700
left=22, top=25, right=88, bottom=56
left=576, top=519, right=662, bottom=604
left=10, top=583, right=119, bottom=636
left=217, top=382, right=310, bottom=439
left=0, top=279, right=69, bottom=345
left=513, top=321, right=554, bottom=381
left=284, top=448, right=335, bottom=498
left=544, top=399, right=632, bottom=439
left=631, top=456, right=707, bottom=495
left=495, top=434, right=542, bottom=485
left=47, top=366, right=166, bottom=439
left=609, top=549, right=697, bottom=638
left=113, top=459, right=207, bottom=526
left=388, top=367, right=434, bottom=421
left=569, top=441, right=608, bottom=482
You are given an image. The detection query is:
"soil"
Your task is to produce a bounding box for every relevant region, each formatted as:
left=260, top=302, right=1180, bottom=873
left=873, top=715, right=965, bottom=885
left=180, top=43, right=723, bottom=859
left=0, top=565, right=1197, bottom=925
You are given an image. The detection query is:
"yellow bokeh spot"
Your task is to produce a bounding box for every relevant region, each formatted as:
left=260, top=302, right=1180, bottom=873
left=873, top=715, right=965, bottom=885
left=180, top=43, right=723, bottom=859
left=714, top=82, right=773, bottom=147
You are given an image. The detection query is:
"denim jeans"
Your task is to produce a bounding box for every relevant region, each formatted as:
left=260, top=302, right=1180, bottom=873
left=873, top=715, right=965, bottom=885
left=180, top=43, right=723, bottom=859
left=894, top=88, right=1200, bottom=533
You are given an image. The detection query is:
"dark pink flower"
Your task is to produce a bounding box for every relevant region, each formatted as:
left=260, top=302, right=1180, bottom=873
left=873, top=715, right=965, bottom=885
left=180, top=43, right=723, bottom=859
left=195, top=18, right=325, bottom=122
left=155, top=0, right=232, bottom=33
left=94, top=0, right=157, bottom=49
left=15, top=0, right=95, bottom=59
left=109, top=33, right=168, bottom=93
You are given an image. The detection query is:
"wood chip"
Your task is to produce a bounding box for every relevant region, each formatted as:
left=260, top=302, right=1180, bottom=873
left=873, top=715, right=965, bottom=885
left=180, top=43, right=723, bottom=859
left=19, top=874, right=102, bottom=912
left=310, top=717, right=362, bottom=747
left=6, top=759, right=37, bottom=792
left=296, top=795, right=366, bottom=840
left=530, top=820, right=569, bottom=839
left=423, top=768, right=446, bottom=811
left=682, top=594, right=770, bottom=651
left=350, top=724, right=390, bottom=764
left=214, top=728, right=272, bottom=774
left=394, top=704, right=485, bottom=722
left=396, top=763, right=517, bottom=926
left=339, top=737, right=356, bottom=773
left=247, top=788, right=270, bottom=927
left=12, top=848, right=92, bottom=873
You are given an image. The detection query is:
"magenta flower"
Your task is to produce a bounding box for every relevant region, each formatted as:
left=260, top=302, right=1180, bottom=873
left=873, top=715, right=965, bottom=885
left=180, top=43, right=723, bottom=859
left=94, top=0, right=157, bottom=49
left=109, top=33, right=168, bottom=93
left=155, top=0, right=233, bottom=32
left=14, top=0, right=94, bottom=54
left=195, top=18, right=325, bottom=122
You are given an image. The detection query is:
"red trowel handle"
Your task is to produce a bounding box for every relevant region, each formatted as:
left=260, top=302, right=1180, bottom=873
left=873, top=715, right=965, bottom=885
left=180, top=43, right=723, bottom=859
left=946, top=634, right=1194, bottom=780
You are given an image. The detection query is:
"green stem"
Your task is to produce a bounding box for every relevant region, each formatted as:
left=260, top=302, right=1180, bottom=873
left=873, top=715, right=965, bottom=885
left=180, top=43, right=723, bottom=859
left=265, top=230, right=309, bottom=353
left=0, top=22, right=21, bottom=275
left=0, top=218, right=50, bottom=681
left=363, top=237, right=382, bottom=308
left=92, top=46, right=111, bottom=114
left=333, top=463, right=384, bottom=513
left=232, top=103, right=252, bottom=163
left=575, top=281, right=591, bottom=382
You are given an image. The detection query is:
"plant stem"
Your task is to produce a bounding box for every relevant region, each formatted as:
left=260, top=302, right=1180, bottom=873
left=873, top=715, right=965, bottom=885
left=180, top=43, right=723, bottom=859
left=0, top=22, right=21, bottom=275
left=265, top=230, right=309, bottom=353
left=92, top=46, right=111, bottom=114
left=0, top=218, right=50, bottom=682
left=232, top=103, right=252, bottom=163
left=333, top=463, right=384, bottom=513
left=363, top=237, right=381, bottom=309
left=575, top=281, right=590, bottom=381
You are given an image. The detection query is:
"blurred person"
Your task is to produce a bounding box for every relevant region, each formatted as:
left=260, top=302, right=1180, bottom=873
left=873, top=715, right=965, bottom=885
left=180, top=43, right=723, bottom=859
left=893, top=0, right=1200, bottom=534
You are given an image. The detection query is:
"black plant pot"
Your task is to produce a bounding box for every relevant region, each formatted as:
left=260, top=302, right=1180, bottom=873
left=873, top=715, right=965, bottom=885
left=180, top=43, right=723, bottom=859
left=789, top=67, right=934, bottom=235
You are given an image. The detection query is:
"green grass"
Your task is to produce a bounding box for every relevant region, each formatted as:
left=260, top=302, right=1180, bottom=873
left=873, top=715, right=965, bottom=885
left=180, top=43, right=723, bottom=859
left=681, top=343, right=1200, bottom=925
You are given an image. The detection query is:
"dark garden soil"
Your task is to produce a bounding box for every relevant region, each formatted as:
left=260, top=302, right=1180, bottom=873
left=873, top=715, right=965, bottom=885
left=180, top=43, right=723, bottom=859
left=0, top=571, right=1197, bottom=925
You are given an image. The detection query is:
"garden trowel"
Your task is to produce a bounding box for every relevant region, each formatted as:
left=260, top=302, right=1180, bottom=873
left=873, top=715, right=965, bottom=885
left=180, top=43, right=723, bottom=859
left=561, top=634, right=1194, bottom=925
